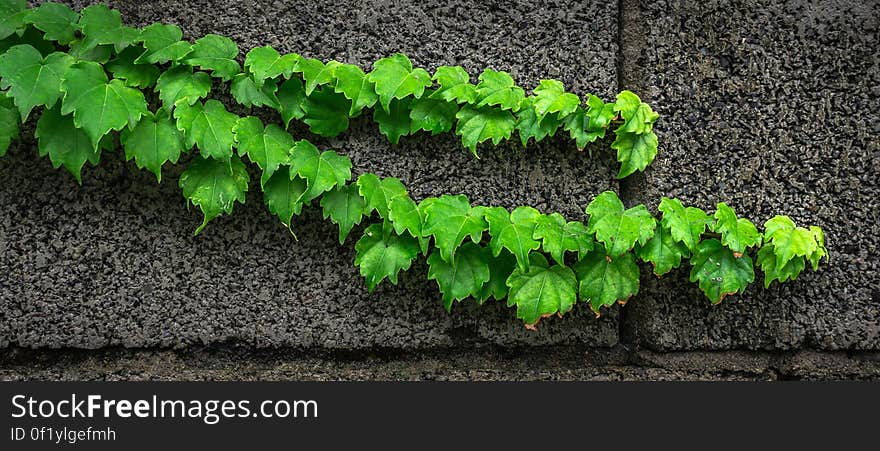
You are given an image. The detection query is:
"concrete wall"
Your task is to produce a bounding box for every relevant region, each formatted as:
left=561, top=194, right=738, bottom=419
left=1, top=0, right=878, bottom=379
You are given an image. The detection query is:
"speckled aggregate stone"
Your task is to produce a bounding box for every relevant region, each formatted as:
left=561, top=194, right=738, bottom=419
left=0, top=1, right=621, bottom=348
left=621, top=0, right=880, bottom=350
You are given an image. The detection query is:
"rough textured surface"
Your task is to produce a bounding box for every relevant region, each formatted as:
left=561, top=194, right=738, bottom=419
left=3, top=347, right=879, bottom=380
left=621, top=0, right=880, bottom=350
left=0, top=0, right=620, bottom=349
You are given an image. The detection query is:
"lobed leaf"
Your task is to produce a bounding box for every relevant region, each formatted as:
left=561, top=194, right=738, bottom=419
left=60, top=61, right=148, bottom=149
left=106, top=46, right=161, bottom=89
left=689, top=239, right=755, bottom=304
left=484, top=206, right=542, bottom=272
left=533, top=212, right=594, bottom=266
left=154, top=65, right=212, bottom=110
left=179, top=155, right=250, bottom=234
left=121, top=109, right=185, bottom=182
left=475, top=68, right=524, bottom=111
left=427, top=242, right=491, bottom=312
left=373, top=97, right=412, bottom=145
left=320, top=183, right=367, bottom=244
left=658, top=197, right=712, bottom=253
left=355, top=224, right=421, bottom=292
left=367, top=53, right=431, bottom=112
left=184, top=34, right=240, bottom=81
left=422, top=194, right=487, bottom=263
left=77, top=4, right=139, bottom=53
left=288, top=140, right=352, bottom=203
left=574, top=250, right=640, bottom=313
left=454, top=105, right=515, bottom=156
left=332, top=63, right=378, bottom=116
left=136, top=23, right=192, bottom=64
left=0, top=44, right=73, bottom=121
left=25, top=2, right=79, bottom=45
left=35, top=106, right=103, bottom=183
left=263, top=172, right=307, bottom=229
left=506, top=253, right=577, bottom=326
left=233, top=116, right=294, bottom=186
left=711, top=202, right=761, bottom=255
left=244, top=45, right=299, bottom=85
left=173, top=99, right=239, bottom=162
left=585, top=191, right=656, bottom=257
left=430, top=66, right=477, bottom=104
left=636, top=221, right=689, bottom=276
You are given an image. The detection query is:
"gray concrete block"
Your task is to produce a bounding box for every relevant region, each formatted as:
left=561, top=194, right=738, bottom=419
left=0, top=0, right=622, bottom=348
left=621, top=0, right=880, bottom=350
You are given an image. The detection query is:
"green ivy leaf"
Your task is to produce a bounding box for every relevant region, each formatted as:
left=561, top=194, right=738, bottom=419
left=179, top=154, right=249, bottom=234
left=276, top=77, right=307, bottom=128
left=614, top=90, right=659, bottom=135
left=320, top=183, right=366, bottom=244
left=233, top=116, right=294, bottom=187
left=484, top=206, right=541, bottom=272
left=356, top=173, right=406, bottom=219
left=297, top=58, right=340, bottom=96
left=77, top=4, right=139, bottom=53
left=756, top=244, right=806, bottom=288
left=154, top=66, right=212, bottom=110
left=60, top=61, right=148, bottom=149
left=430, top=65, right=477, bottom=104
left=25, top=2, right=79, bottom=45
left=515, top=99, right=562, bottom=147
left=121, top=109, right=185, bottom=182
left=807, top=226, right=827, bottom=271
left=288, top=140, right=352, bottom=203
left=301, top=86, right=350, bottom=137
left=0, top=95, right=18, bottom=156
left=574, top=250, right=640, bottom=313
left=585, top=190, right=656, bottom=257
left=531, top=79, right=579, bottom=118
left=533, top=212, right=594, bottom=266
left=0, top=44, right=73, bottom=121
left=135, top=23, right=192, bottom=64
left=173, top=99, right=239, bottom=162
left=563, top=95, right=615, bottom=150
left=763, top=216, right=819, bottom=272
left=0, top=0, right=27, bottom=40
left=658, top=197, right=712, bottom=252
left=244, top=45, right=299, bottom=85
left=506, top=253, right=577, bottom=326
left=427, top=242, right=491, bottom=311
left=477, top=249, right=517, bottom=303
left=332, top=63, right=378, bottom=117
left=409, top=95, right=457, bottom=135
left=388, top=193, right=428, bottom=253
left=230, top=74, right=279, bottom=109
left=367, top=53, right=431, bottom=112
left=475, top=69, right=524, bottom=111
left=355, top=224, right=421, bottom=292
left=184, top=34, right=240, bottom=81
left=422, top=194, right=487, bottom=263
left=262, top=172, right=307, bottom=229
left=636, top=221, right=689, bottom=276
left=454, top=104, right=515, bottom=156
left=612, top=130, right=658, bottom=179
left=35, top=106, right=103, bottom=183
left=689, top=239, right=755, bottom=304
left=67, top=39, right=113, bottom=63
left=711, top=202, right=761, bottom=255
left=373, top=97, right=411, bottom=145
left=105, top=46, right=161, bottom=89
